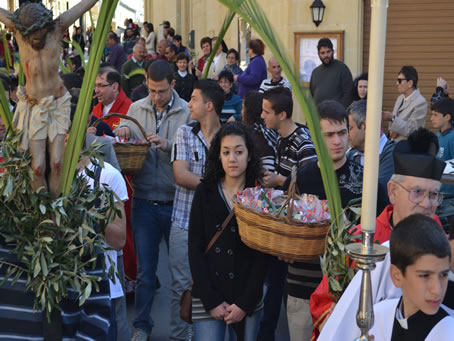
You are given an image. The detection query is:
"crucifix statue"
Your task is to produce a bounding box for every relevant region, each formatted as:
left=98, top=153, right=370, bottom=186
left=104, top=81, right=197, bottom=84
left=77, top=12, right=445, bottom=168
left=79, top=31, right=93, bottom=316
left=0, top=0, right=98, bottom=195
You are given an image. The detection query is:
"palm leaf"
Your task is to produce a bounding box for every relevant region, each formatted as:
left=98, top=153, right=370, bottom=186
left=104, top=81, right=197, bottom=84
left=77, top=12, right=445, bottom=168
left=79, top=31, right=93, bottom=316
left=0, top=79, right=12, bottom=132
left=1, top=30, right=11, bottom=71
left=14, top=55, right=25, bottom=86
left=218, top=0, right=343, bottom=226
left=59, top=59, right=71, bottom=74
left=89, top=9, right=95, bottom=33
left=126, top=68, right=145, bottom=79
left=60, top=0, right=120, bottom=196
left=202, top=10, right=235, bottom=79
left=65, top=39, right=86, bottom=68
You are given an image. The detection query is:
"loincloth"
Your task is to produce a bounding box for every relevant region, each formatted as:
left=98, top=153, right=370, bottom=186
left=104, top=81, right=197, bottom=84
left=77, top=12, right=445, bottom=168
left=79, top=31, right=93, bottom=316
left=12, top=86, right=71, bottom=151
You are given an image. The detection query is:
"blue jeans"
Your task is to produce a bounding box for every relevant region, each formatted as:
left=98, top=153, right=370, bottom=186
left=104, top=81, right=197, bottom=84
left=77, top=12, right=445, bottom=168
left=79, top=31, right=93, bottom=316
left=132, top=198, right=172, bottom=335
left=193, top=309, right=263, bottom=341
left=257, top=257, right=288, bottom=341
left=169, top=225, right=192, bottom=340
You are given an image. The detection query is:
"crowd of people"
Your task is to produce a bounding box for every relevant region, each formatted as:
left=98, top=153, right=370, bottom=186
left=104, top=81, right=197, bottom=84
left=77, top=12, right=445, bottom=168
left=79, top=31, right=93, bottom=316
left=1, top=9, right=454, bottom=341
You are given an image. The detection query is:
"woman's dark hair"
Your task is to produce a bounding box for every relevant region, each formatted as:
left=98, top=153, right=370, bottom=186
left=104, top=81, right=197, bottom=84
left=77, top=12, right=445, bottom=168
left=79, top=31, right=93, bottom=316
left=226, top=48, right=239, bottom=63
left=203, top=122, right=262, bottom=186
left=200, top=36, right=212, bottom=49
left=145, top=22, right=154, bottom=33
left=351, top=72, right=368, bottom=101
left=218, top=70, right=234, bottom=84
left=212, top=37, right=228, bottom=53
left=248, top=39, right=265, bottom=56
left=243, top=91, right=263, bottom=125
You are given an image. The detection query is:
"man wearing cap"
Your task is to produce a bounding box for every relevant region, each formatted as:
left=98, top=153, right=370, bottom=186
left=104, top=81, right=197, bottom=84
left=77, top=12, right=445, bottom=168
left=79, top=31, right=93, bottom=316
left=317, top=127, right=446, bottom=341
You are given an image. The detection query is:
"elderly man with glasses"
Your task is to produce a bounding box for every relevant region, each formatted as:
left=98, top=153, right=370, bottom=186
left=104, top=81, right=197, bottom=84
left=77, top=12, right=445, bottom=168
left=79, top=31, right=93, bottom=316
left=116, top=60, right=190, bottom=341
left=316, top=127, right=448, bottom=341
left=92, top=67, right=132, bottom=130
left=382, top=65, right=427, bottom=141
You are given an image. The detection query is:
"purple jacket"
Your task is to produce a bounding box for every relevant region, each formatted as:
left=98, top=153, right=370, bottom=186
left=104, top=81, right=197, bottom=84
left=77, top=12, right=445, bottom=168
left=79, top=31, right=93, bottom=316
left=237, top=55, right=267, bottom=98
left=108, top=43, right=127, bottom=73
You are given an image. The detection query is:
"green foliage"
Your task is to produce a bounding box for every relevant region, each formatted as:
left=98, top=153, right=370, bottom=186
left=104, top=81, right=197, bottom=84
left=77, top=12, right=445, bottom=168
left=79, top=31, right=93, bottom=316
left=0, top=134, right=119, bottom=320
left=64, top=39, right=86, bottom=68
left=0, top=76, right=12, bottom=132
left=202, top=10, right=235, bottom=79
left=59, top=59, right=71, bottom=74
left=14, top=56, right=25, bottom=86
left=61, top=0, right=120, bottom=196
left=126, top=68, right=145, bottom=79
left=321, top=200, right=361, bottom=302
left=1, top=30, right=11, bottom=72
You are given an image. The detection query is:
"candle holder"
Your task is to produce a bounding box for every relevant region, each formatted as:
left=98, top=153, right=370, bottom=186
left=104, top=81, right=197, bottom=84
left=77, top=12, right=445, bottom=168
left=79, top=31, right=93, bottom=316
left=346, top=231, right=388, bottom=341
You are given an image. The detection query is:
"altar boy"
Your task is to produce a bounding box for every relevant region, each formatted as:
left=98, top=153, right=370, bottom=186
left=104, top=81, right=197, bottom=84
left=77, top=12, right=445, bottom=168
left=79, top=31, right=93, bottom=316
left=370, top=214, right=454, bottom=340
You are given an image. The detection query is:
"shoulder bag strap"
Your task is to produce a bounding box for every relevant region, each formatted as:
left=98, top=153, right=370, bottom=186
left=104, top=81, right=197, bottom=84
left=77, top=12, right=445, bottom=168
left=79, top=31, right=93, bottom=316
left=204, top=209, right=235, bottom=255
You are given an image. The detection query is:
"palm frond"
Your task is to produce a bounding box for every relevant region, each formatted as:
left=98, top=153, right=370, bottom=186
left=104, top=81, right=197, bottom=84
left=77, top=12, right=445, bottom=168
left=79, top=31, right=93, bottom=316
left=65, top=39, right=86, bottom=68
left=126, top=68, right=145, bottom=79
left=59, top=59, right=71, bottom=74
left=0, top=79, right=12, bottom=132
left=89, top=10, right=95, bottom=33
left=218, top=0, right=343, bottom=226
left=202, top=10, right=235, bottom=79
left=60, top=0, right=120, bottom=196
left=1, top=30, right=11, bottom=72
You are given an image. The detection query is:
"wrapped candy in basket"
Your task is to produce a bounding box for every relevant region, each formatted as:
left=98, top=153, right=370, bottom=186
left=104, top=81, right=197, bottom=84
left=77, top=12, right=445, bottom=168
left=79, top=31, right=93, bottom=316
left=91, top=113, right=150, bottom=174
left=233, top=174, right=331, bottom=261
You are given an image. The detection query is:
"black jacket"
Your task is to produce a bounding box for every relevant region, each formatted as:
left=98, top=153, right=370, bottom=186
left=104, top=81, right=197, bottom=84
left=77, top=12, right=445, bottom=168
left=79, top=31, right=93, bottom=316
left=188, top=180, right=269, bottom=315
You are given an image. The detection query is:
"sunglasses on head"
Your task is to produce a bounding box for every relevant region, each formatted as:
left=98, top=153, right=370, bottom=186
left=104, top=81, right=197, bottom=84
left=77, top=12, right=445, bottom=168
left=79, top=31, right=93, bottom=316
left=397, top=78, right=408, bottom=84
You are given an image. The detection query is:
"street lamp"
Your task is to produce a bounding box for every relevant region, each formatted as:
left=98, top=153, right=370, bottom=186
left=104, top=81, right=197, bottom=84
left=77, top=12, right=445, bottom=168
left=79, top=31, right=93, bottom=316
left=310, top=0, right=326, bottom=27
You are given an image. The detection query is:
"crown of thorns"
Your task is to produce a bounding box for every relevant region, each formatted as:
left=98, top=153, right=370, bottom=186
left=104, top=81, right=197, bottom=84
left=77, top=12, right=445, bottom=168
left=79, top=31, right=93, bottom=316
left=10, top=1, right=55, bottom=36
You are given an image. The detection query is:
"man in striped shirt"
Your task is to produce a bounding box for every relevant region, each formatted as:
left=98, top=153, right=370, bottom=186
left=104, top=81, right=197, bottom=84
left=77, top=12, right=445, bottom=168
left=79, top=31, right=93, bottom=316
left=258, top=86, right=316, bottom=341
left=261, top=86, right=316, bottom=188
left=259, top=56, right=292, bottom=93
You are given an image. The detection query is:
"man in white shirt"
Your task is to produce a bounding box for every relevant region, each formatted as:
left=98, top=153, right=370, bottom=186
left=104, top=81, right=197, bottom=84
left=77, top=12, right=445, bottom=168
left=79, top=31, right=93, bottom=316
left=78, top=156, right=130, bottom=340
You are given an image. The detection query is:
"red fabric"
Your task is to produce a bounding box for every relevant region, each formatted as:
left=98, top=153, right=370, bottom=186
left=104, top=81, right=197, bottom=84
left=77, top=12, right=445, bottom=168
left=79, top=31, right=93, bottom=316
left=310, top=205, right=442, bottom=340
left=92, top=88, right=132, bottom=130
left=123, top=174, right=137, bottom=281
left=92, top=91, right=137, bottom=281
left=127, top=53, right=153, bottom=61
left=197, top=56, right=205, bottom=72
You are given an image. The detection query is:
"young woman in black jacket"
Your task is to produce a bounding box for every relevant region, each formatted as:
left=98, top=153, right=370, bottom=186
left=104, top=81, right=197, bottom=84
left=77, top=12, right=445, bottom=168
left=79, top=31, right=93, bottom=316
left=188, top=123, right=269, bottom=341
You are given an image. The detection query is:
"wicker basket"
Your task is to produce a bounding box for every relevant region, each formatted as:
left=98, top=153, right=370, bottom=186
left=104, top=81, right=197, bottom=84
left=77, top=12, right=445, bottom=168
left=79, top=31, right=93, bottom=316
left=92, top=113, right=150, bottom=174
left=234, top=175, right=330, bottom=261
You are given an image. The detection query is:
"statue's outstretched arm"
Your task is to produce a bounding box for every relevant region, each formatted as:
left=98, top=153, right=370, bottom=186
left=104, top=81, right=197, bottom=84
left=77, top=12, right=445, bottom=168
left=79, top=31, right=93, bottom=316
left=57, top=0, right=98, bottom=29
left=0, top=8, right=13, bottom=29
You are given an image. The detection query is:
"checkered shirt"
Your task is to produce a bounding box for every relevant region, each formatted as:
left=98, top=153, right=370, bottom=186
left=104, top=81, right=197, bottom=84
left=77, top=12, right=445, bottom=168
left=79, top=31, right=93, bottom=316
left=171, top=123, right=208, bottom=230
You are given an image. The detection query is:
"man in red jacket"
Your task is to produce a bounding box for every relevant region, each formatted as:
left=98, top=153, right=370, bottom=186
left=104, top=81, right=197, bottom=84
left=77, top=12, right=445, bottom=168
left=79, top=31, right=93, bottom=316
left=312, top=128, right=447, bottom=340
left=92, top=67, right=132, bottom=130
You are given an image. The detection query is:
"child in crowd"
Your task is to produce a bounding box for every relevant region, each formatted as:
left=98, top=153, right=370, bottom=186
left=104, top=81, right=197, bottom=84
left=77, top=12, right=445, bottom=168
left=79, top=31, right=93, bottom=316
left=217, top=70, right=242, bottom=123
left=431, top=97, right=454, bottom=194
left=370, top=214, right=454, bottom=340
left=174, top=52, right=196, bottom=102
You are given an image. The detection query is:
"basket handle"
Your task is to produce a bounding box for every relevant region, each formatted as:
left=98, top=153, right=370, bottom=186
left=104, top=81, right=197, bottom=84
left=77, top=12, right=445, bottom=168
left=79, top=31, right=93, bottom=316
left=91, top=113, right=148, bottom=140
left=276, top=166, right=299, bottom=218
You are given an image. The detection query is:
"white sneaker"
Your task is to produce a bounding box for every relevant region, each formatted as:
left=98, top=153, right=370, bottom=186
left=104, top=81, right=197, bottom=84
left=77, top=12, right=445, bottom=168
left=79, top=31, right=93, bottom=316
left=131, top=328, right=148, bottom=341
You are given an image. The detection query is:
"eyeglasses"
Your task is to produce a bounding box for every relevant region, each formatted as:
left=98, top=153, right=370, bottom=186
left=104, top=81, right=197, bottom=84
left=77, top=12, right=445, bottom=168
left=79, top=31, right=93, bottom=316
left=95, top=83, right=113, bottom=89
left=149, top=85, right=171, bottom=97
left=397, top=78, right=408, bottom=84
left=393, top=181, right=443, bottom=206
